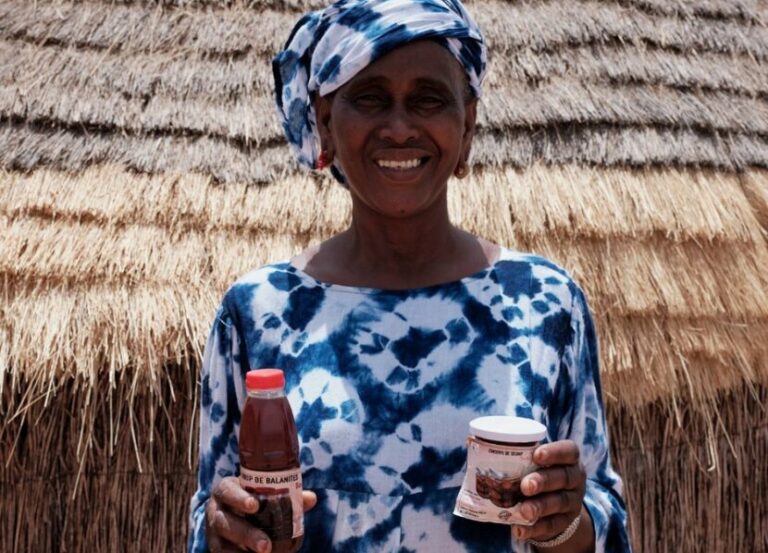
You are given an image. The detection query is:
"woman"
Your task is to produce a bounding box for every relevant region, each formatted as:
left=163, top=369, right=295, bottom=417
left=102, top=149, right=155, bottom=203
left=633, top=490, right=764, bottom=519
left=189, top=0, right=631, bottom=551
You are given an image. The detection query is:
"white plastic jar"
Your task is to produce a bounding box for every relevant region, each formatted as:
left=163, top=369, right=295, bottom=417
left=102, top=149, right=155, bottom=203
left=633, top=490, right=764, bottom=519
left=454, top=416, right=547, bottom=525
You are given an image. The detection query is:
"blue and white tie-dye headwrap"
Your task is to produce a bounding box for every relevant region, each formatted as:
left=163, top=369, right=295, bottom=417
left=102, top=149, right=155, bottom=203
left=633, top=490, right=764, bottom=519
left=273, top=0, right=487, bottom=181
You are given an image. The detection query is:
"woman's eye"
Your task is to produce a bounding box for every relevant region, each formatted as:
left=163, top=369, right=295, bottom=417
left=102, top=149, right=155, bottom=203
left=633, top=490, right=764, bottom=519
left=354, top=94, right=386, bottom=106
left=416, top=96, right=445, bottom=108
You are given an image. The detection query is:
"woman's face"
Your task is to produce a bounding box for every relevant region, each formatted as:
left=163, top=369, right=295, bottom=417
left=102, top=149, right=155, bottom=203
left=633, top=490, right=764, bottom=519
left=316, top=40, right=477, bottom=219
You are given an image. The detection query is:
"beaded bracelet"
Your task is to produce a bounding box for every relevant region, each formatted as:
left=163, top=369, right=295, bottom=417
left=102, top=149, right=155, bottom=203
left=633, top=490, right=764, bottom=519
left=528, top=513, right=582, bottom=549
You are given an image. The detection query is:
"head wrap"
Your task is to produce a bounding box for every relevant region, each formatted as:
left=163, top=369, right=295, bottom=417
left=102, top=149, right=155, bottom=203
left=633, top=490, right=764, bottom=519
left=273, top=0, right=487, bottom=181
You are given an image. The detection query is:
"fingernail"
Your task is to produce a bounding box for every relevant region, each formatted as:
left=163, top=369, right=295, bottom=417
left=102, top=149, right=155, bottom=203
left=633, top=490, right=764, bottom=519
left=245, top=497, right=258, bottom=512
left=538, top=449, right=548, bottom=463
left=525, top=477, right=538, bottom=495
left=514, top=526, right=525, bottom=540
left=256, top=540, right=270, bottom=553
left=524, top=503, right=537, bottom=522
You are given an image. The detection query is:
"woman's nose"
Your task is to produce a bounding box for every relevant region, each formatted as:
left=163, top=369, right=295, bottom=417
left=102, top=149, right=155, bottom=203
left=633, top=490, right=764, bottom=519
left=378, top=105, right=419, bottom=144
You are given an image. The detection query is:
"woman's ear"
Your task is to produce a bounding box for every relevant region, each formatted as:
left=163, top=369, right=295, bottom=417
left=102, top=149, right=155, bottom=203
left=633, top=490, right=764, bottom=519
left=314, top=94, right=335, bottom=160
left=461, top=99, right=478, bottom=162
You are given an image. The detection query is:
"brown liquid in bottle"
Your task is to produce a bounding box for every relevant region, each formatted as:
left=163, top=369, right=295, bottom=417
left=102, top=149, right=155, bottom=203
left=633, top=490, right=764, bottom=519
left=239, top=369, right=303, bottom=553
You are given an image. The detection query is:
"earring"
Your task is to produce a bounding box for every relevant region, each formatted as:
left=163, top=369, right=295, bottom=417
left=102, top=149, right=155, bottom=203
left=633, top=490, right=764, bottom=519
left=316, top=151, right=331, bottom=170
left=454, top=162, right=469, bottom=179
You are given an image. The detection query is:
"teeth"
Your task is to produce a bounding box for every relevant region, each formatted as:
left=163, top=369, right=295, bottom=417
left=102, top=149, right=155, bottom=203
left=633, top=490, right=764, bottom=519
left=377, top=158, right=422, bottom=170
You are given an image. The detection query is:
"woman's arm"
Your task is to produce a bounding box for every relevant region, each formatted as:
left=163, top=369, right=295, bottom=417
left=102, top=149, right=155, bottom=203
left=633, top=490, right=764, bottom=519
left=563, top=286, right=631, bottom=552
left=188, top=304, right=247, bottom=552
left=188, top=300, right=318, bottom=552
left=512, top=284, right=631, bottom=552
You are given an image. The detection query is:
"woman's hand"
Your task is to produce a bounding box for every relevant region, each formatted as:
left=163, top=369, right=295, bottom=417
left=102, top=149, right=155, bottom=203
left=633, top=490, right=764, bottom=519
left=512, top=440, right=594, bottom=551
left=205, top=476, right=318, bottom=553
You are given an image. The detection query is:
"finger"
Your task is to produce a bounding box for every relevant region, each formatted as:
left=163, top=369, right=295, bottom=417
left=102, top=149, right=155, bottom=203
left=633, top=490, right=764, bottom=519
left=522, top=465, right=585, bottom=496
left=517, top=490, right=582, bottom=524
left=207, top=507, right=271, bottom=553
left=513, top=513, right=573, bottom=541
left=533, top=440, right=579, bottom=467
left=303, top=490, right=318, bottom=512
left=208, top=533, right=251, bottom=553
left=214, top=477, right=259, bottom=515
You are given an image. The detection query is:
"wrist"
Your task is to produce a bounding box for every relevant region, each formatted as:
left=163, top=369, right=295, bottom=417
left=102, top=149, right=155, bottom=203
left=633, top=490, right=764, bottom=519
left=530, top=505, right=595, bottom=553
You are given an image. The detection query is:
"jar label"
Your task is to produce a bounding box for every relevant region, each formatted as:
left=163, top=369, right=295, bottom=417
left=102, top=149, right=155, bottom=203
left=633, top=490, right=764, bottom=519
left=453, top=437, right=538, bottom=526
left=240, top=466, right=304, bottom=539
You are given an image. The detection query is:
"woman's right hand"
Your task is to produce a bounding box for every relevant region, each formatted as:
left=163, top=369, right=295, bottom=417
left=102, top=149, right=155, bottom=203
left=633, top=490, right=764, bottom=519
left=205, top=476, right=318, bottom=553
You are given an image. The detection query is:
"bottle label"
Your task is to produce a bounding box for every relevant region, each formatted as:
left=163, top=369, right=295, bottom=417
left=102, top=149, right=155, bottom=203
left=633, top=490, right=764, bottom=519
left=453, top=437, right=538, bottom=526
left=240, top=466, right=304, bottom=539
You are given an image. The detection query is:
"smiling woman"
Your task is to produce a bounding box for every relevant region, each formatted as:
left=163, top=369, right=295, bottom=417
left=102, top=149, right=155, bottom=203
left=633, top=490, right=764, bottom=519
left=317, top=42, right=474, bottom=219
left=305, top=41, right=492, bottom=290
left=188, top=1, right=631, bottom=552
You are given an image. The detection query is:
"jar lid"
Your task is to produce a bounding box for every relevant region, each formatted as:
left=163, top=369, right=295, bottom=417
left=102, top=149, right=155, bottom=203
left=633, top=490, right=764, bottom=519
left=246, top=369, right=285, bottom=390
left=469, top=416, right=547, bottom=443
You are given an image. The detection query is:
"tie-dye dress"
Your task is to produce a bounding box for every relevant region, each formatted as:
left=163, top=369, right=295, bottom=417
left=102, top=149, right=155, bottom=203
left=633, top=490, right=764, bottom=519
left=188, top=247, right=631, bottom=552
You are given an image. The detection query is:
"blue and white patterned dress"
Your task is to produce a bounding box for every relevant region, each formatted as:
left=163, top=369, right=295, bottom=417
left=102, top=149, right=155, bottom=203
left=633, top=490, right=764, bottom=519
left=188, top=247, right=631, bottom=552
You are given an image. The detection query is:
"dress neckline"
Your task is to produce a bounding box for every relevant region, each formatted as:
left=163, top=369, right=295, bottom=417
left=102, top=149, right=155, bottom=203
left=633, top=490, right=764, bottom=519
left=285, top=247, right=512, bottom=295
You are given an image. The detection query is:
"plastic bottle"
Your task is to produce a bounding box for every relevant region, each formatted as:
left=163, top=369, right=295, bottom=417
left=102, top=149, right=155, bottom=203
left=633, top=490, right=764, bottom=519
left=239, top=369, right=304, bottom=553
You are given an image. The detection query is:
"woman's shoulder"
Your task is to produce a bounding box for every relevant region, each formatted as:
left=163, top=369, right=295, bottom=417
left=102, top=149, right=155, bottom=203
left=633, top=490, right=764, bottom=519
left=232, top=260, right=301, bottom=287
left=492, top=246, right=584, bottom=306
left=218, top=260, right=305, bottom=314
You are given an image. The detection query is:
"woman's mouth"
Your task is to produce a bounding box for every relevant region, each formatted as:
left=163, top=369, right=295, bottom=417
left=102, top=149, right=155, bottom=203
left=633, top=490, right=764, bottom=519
left=375, top=158, right=426, bottom=170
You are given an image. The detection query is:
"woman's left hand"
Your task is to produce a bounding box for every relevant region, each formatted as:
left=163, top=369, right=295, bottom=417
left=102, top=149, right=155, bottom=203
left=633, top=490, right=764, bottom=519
left=512, top=440, right=587, bottom=542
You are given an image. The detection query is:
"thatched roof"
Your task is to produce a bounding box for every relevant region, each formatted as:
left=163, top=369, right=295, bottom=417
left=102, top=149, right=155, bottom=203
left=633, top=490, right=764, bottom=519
left=2, top=0, right=768, bottom=179
left=1, top=0, right=767, bottom=551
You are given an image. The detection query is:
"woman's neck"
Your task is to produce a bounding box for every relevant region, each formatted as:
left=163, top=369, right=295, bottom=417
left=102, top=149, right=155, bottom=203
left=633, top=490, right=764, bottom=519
left=347, top=200, right=459, bottom=274
left=297, top=201, right=499, bottom=290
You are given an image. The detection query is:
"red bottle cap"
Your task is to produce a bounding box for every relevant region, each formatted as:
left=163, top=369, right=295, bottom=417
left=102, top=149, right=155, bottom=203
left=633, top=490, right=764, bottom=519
left=246, top=369, right=285, bottom=390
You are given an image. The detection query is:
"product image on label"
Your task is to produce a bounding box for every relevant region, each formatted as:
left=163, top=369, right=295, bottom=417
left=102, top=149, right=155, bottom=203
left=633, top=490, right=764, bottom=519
left=454, top=437, right=537, bottom=526
left=475, top=467, right=525, bottom=508
left=240, top=467, right=304, bottom=540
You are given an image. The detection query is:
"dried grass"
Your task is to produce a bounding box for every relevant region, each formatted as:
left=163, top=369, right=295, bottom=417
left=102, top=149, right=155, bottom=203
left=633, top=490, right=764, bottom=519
left=2, top=1, right=766, bottom=58
left=474, top=0, right=768, bottom=57
left=0, top=169, right=765, bottom=551
left=0, top=216, right=303, bottom=289
left=0, top=38, right=276, bottom=101
left=3, top=372, right=765, bottom=551
left=0, top=121, right=294, bottom=183
left=2, top=245, right=766, bottom=411
left=0, top=41, right=768, bottom=146
left=741, top=170, right=768, bottom=233
left=529, top=236, right=768, bottom=318
left=2, top=164, right=767, bottom=407
left=3, top=120, right=767, bottom=184
left=610, top=384, right=768, bottom=553
left=0, top=81, right=281, bottom=145
left=469, top=125, right=768, bottom=171
left=486, top=43, right=768, bottom=98
left=3, top=164, right=762, bottom=242
left=1, top=0, right=767, bottom=550
left=598, top=315, right=768, bottom=406
left=0, top=165, right=346, bottom=237
left=4, top=25, right=766, bottom=111
left=3, top=0, right=767, bottom=177
left=0, top=0, right=285, bottom=56
left=2, top=221, right=766, bottom=309
left=1, top=362, right=198, bottom=552
left=453, top=165, right=765, bottom=243
left=618, top=0, right=764, bottom=21
left=62, top=0, right=767, bottom=25
left=5, top=67, right=768, bottom=147
left=478, top=81, right=768, bottom=136
left=1, top=282, right=213, bottom=396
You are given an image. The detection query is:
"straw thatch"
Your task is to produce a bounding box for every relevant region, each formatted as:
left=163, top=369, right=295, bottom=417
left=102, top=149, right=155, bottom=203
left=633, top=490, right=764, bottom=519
left=1, top=0, right=767, bottom=551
